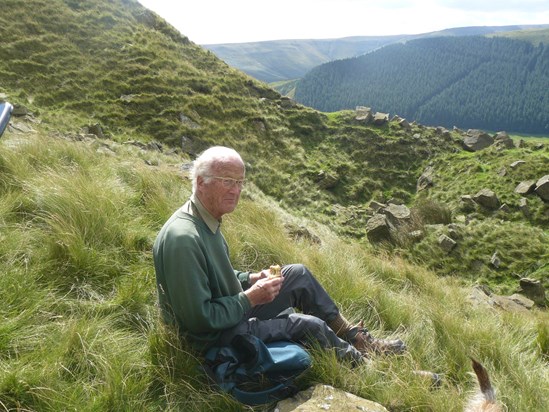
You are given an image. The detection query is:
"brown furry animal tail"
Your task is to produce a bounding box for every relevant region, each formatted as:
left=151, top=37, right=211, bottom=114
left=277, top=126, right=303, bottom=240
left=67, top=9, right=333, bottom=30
left=466, top=358, right=503, bottom=411
left=470, top=358, right=496, bottom=402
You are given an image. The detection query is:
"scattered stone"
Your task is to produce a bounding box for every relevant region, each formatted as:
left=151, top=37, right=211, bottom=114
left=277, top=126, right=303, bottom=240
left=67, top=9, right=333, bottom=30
left=87, top=123, right=105, bottom=139
left=490, top=251, right=501, bottom=268
left=462, top=129, right=494, bottom=151
left=460, top=195, right=477, bottom=212
left=510, top=160, right=525, bottom=168
left=518, top=197, right=530, bottom=217
left=438, top=234, right=457, bottom=253
left=417, top=166, right=435, bottom=192
left=275, top=384, right=389, bottom=412
left=11, top=103, right=30, bottom=116
left=366, top=214, right=393, bottom=244
left=518, top=278, right=546, bottom=306
left=368, top=200, right=387, bottom=213
left=383, top=203, right=411, bottom=227
left=315, top=170, right=339, bottom=190
left=494, top=131, right=514, bottom=149
left=472, top=189, right=500, bottom=210
left=398, top=117, right=411, bottom=130
left=355, top=106, right=372, bottom=122
left=514, top=180, right=536, bottom=195
left=285, top=223, right=322, bottom=245
left=373, top=112, right=389, bottom=125
left=534, top=175, right=549, bottom=202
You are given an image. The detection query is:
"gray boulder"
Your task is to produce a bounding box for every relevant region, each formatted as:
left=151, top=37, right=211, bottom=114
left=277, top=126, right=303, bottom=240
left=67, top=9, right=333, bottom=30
left=417, top=166, right=434, bottom=192
left=355, top=106, right=372, bottom=122
left=462, top=129, right=494, bottom=151
left=519, top=278, right=546, bottom=306
left=514, top=180, right=536, bottom=195
left=494, top=131, right=514, bottom=149
left=366, top=214, right=393, bottom=244
left=534, top=175, right=549, bottom=202
left=438, top=234, right=457, bottom=253
left=275, top=384, right=389, bottom=412
left=472, top=189, right=500, bottom=210
left=383, top=203, right=411, bottom=227
left=373, top=112, right=389, bottom=125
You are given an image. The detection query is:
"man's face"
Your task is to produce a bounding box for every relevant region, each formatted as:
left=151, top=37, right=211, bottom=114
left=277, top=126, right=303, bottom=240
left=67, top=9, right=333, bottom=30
left=196, top=158, right=245, bottom=220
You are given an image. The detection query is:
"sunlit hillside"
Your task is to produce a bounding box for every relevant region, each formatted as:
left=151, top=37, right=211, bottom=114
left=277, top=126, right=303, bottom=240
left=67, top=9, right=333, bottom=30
left=0, top=1, right=548, bottom=410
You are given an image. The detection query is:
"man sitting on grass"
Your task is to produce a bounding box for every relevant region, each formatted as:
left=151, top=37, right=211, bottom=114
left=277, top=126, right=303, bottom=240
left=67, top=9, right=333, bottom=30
left=153, top=145, right=406, bottom=365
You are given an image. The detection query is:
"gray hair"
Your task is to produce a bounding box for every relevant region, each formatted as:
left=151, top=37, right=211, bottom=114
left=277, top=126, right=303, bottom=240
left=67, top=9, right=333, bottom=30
left=190, top=146, right=244, bottom=192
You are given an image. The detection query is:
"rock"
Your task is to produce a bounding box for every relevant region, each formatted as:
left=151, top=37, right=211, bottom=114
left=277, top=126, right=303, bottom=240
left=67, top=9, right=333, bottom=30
left=366, top=214, right=393, bottom=244
left=518, top=278, right=546, bottom=306
left=514, top=180, right=536, bottom=195
left=518, top=197, right=530, bottom=217
left=372, top=112, right=389, bottom=125
left=462, top=129, right=494, bottom=151
left=368, top=200, right=387, bottom=213
left=274, top=384, right=389, bottom=412
left=398, top=118, right=411, bottom=130
left=492, top=294, right=533, bottom=312
left=490, top=251, right=501, bottom=268
left=438, top=234, right=456, bottom=253
left=285, top=223, right=322, bottom=245
left=460, top=195, right=477, bottom=212
left=355, top=106, right=372, bottom=122
left=534, top=175, right=549, bottom=202
left=315, top=170, right=339, bottom=190
left=494, top=131, right=514, bottom=149
left=472, top=189, right=500, bottom=210
left=87, top=123, right=105, bottom=139
left=417, top=166, right=434, bottom=192
left=11, top=103, right=30, bottom=116
left=510, top=160, right=525, bottom=168
left=383, top=203, right=411, bottom=227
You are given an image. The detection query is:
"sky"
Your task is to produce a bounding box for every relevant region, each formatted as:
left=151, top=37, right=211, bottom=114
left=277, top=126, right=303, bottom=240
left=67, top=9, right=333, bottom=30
left=137, top=0, right=549, bottom=45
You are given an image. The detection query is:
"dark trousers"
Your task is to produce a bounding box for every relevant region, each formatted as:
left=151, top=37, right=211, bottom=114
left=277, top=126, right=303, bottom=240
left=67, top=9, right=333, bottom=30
left=218, top=264, right=362, bottom=361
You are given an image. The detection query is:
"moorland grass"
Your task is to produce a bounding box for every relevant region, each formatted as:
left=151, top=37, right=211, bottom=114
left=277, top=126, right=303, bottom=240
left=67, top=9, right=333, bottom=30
left=1, top=130, right=548, bottom=411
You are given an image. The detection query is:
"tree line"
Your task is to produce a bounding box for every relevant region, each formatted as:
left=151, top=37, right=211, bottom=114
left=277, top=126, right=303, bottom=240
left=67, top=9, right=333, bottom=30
left=295, top=36, right=549, bottom=135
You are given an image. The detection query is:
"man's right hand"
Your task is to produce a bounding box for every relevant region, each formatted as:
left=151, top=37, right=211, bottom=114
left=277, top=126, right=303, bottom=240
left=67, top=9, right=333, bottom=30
left=244, top=276, right=283, bottom=307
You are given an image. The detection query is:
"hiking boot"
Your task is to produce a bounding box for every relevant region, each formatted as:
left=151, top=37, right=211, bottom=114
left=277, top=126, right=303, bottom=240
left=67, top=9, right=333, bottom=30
left=345, top=321, right=406, bottom=356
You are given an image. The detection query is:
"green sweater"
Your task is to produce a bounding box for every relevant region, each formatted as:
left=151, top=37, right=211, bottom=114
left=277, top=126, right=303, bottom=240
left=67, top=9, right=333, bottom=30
left=153, top=205, right=252, bottom=350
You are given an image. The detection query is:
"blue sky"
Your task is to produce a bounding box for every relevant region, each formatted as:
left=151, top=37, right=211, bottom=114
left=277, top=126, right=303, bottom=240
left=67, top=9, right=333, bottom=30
left=138, top=0, right=549, bottom=44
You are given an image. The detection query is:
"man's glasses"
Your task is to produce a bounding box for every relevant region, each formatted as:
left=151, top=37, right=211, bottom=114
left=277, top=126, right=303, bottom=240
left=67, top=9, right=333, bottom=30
left=207, top=176, right=246, bottom=189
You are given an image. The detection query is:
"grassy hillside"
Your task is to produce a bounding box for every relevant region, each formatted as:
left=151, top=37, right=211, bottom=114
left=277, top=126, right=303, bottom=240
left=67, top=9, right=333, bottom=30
left=1, top=127, right=548, bottom=411
left=1, top=1, right=548, bottom=409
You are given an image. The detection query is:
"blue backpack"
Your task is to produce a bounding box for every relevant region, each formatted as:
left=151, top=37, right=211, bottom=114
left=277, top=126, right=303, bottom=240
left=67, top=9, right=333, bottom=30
left=203, top=334, right=312, bottom=406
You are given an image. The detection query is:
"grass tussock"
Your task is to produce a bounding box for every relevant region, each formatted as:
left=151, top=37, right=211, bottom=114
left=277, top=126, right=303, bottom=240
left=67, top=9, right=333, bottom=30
left=1, top=131, right=548, bottom=411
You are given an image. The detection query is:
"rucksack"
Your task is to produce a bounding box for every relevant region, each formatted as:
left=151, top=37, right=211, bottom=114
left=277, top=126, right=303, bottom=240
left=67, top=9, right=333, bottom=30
left=203, top=333, right=312, bottom=406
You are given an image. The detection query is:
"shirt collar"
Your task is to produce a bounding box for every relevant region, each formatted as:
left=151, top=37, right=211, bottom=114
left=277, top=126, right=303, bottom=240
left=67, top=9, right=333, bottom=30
left=189, top=193, right=221, bottom=234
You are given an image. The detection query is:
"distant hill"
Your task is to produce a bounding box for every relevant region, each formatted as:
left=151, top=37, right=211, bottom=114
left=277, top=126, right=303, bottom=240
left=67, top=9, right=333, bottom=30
left=294, top=35, right=549, bottom=134
left=204, top=25, right=549, bottom=83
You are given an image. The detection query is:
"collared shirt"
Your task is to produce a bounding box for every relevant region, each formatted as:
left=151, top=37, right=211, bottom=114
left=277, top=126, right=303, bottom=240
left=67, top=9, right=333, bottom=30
left=182, top=193, right=221, bottom=234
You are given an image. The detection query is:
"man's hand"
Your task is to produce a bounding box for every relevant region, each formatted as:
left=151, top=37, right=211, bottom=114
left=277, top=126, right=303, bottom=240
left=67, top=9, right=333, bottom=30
left=249, top=269, right=269, bottom=285
left=244, top=275, right=283, bottom=307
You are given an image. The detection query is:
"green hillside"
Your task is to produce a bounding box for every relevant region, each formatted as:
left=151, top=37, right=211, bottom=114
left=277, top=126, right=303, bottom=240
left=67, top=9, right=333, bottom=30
left=0, top=1, right=548, bottom=410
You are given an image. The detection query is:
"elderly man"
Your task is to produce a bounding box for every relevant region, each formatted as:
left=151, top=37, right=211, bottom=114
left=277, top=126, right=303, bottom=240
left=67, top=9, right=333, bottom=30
left=153, top=146, right=405, bottom=364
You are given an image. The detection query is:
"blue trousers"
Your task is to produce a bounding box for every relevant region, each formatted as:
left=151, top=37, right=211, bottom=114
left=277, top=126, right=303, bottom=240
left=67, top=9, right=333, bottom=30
left=217, top=264, right=362, bottom=362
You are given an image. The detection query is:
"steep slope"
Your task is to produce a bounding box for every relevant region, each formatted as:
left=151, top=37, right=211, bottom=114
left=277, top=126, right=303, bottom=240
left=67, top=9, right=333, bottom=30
left=295, top=36, right=549, bottom=134
left=1, top=0, right=547, bottom=300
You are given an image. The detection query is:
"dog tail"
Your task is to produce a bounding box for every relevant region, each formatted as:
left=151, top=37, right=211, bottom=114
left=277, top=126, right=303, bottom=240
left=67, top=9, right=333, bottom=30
left=470, top=357, right=496, bottom=403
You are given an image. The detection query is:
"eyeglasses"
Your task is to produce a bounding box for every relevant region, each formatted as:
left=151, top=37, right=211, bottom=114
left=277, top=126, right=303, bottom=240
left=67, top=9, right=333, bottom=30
left=207, top=176, right=246, bottom=189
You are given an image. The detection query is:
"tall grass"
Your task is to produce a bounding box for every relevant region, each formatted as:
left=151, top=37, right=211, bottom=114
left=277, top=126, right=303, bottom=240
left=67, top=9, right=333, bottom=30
left=1, top=130, right=548, bottom=411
